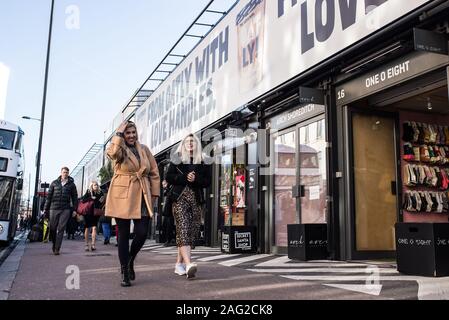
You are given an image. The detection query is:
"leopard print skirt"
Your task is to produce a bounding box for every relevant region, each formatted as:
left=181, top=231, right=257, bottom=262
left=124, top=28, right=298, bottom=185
left=172, top=186, right=202, bottom=247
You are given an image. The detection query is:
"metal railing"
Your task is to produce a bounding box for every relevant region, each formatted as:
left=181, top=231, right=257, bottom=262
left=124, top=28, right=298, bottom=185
left=104, top=0, right=238, bottom=143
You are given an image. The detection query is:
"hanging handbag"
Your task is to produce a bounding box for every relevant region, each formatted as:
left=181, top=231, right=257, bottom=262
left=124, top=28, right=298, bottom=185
left=94, top=208, right=105, bottom=217
left=167, top=166, right=186, bottom=202
left=77, top=200, right=94, bottom=216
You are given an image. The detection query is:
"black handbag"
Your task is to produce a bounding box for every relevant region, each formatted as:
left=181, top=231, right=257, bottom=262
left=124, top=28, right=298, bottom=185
left=166, top=166, right=186, bottom=202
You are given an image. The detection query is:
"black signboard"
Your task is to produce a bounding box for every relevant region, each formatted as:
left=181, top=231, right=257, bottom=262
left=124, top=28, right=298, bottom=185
left=299, top=87, right=325, bottom=105
left=396, top=223, right=449, bottom=277
left=268, top=104, right=325, bottom=131
left=414, top=28, right=448, bottom=56
left=222, top=233, right=230, bottom=252
left=41, top=182, right=50, bottom=189
left=248, top=168, right=256, bottom=189
left=221, top=226, right=256, bottom=254
left=336, top=51, right=449, bottom=106
left=288, top=224, right=328, bottom=261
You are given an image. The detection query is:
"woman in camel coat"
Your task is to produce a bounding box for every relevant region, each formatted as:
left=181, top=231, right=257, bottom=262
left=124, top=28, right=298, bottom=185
left=105, top=120, right=160, bottom=287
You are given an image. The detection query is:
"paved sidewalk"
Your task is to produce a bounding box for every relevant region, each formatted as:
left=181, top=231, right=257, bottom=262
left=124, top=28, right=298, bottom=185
left=4, top=236, right=329, bottom=300
left=4, top=235, right=449, bottom=300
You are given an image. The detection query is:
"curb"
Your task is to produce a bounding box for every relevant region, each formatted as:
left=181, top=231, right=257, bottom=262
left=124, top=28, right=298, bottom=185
left=0, top=233, right=27, bottom=300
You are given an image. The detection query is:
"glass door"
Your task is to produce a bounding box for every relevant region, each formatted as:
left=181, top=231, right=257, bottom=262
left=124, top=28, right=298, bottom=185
left=299, top=119, right=327, bottom=223
left=272, top=129, right=298, bottom=248
left=351, top=113, right=397, bottom=253
left=270, top=117, right=327, bottom=252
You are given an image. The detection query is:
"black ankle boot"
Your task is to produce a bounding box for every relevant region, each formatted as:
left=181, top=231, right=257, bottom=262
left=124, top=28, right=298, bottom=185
left=128, top=256, right=136, bottom=281
left=120, top=265, right=131, bottom=287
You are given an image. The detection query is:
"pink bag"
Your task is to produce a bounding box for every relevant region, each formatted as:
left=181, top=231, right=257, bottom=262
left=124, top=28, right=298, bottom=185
left=77, top=200, right=94, bottom=216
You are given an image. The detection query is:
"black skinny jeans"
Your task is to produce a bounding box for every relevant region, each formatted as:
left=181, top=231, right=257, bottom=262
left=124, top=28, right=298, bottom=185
left=116, top=217, right=149, bottom=266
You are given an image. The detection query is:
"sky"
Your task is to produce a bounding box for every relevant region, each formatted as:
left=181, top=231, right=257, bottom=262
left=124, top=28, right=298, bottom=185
left=0, top=62, right=9, bottom=119
left=0, top=0, right=229, bottom=201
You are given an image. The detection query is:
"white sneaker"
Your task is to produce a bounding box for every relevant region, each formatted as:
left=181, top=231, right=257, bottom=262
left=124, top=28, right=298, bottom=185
left=186, top=263, right=197, bottom=279
left=174, top=263, right=186, bottom=276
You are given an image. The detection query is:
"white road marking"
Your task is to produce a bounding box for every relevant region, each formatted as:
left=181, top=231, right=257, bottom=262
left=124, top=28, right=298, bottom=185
left=198, top=254, right=242, bottom=262
left=246, top=268, right=398, bottom=274
left=254, top=256, right=374, bottom=268
left=219, top=254, right=272, bottom=267
left=324, top=284, right=383, bottom=296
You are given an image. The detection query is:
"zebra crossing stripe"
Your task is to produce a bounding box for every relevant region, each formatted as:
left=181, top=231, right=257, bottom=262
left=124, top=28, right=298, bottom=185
left=254, top=256, right=373, bottom=268
left=150, top=250, right=221, bottom=255
left=260, top=262, right=381, bottom=268
left=152, top=251, right=177, bottom=255
left=219, top=254, right=272, bottom=267
left=198, top=254, right=242, bottom=262
left=142, top=244, right=164, bottom=249
left=324, top=284, right=383, bottom=296
left=157, top=246, right=177, bottom=251
left=246, top=268, right=399, bottom=274
left=254, top=256, right=290, bottom=267
left=281, top=275, right=418, bottom=281
left=141, top=246, right=164, bottom=251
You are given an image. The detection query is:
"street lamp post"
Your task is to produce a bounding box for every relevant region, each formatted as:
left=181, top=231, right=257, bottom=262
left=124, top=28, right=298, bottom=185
left=22, top=116, right=42, bottom=121
left=27, top=172, right=31, bottom=217
left=31, top=0, right=55, bottom=224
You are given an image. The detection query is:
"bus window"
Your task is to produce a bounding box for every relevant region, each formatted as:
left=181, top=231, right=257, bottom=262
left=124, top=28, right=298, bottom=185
left=0, top=177, right=14, bottom=220
left=15, top=132, right=23, bottom=154
left=0, top=130, right=15, bottom=150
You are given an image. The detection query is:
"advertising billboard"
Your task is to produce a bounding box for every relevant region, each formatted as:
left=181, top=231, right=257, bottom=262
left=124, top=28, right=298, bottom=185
left=135, top=0, right=431, bottom=155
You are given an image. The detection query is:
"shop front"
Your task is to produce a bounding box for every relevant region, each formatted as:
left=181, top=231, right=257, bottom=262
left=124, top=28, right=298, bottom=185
left=335, top=48, right=449, bottom=260
left=264, top=103, right=328, bottom=255
left=205, top=122, right=259, bottom=253
left=132, top=0, right=445, bottom=257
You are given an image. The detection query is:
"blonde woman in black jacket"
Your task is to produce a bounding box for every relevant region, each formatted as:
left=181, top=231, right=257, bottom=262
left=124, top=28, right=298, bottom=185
left=166, top=134, right=211, bottom=279
left=81, top=181, right=105, bottom=251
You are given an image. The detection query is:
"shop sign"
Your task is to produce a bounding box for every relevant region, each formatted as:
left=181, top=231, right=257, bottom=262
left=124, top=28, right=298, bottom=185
left=222, top=233, right=230, bottom=252
left=135, top=0, right=432, bottom=155
left=248, top=168, right=256, bottom=189
left=336, top=51, right=449, bottom=106
left=40, top=183, right=50, bottom=189
left=268, top=104, right=325, bottom=131
left=235, top=231, right=252, bottom=250
left=414, top=28, right=449, bottom=56
left=396, top=223, right=449, bottom=277
left=288, top=224, right=328, bottom=260
left=299, top=87, right=324, bottom=105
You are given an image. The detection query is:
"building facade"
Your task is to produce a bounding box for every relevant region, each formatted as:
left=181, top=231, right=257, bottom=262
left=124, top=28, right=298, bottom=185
left=100, top=0, right=449, bottom=260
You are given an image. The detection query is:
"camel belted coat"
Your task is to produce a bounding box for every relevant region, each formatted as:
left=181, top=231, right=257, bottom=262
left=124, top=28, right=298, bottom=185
left=105, top=135, right=160, bottom=219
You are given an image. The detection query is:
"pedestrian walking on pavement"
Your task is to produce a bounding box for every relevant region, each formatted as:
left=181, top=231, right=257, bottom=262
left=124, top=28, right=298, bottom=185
left=44, top=167, right=79, bottom=255
left=65, top=211, right=77, bottom=240
left=166, top=134, right=211, bottom=279
left=81, top=181, right=105, bottom=251
left=161, top=179, right=176, bottom=246
left=99, top=214, right=112, bottom=245
left=105, top=120, right=160, bottom=287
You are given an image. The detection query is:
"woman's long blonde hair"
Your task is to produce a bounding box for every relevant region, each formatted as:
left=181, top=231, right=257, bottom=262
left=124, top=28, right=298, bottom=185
left=176, top=134, right=203, bottom=164
left=89, top=181, right=99, bottom=194
left=125, top=121, right=139, bottom=141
